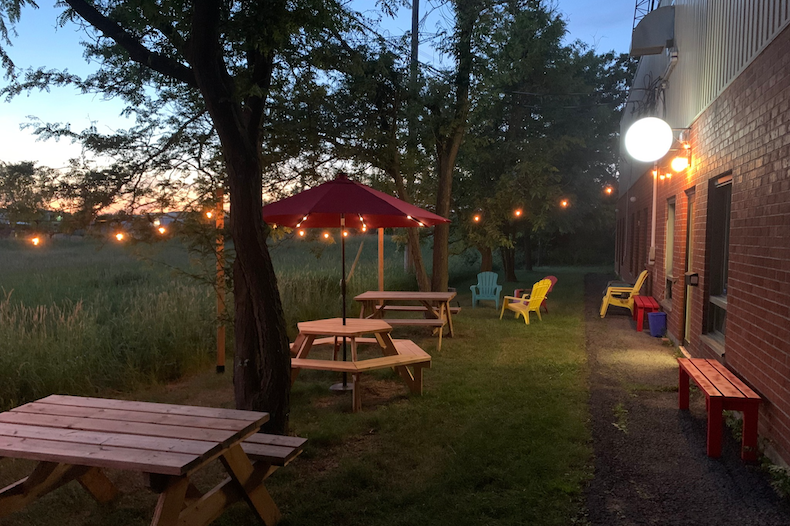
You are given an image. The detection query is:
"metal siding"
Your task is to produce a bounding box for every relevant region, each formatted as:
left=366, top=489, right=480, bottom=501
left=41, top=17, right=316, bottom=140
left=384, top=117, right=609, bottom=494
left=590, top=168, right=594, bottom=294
left=646, top=0, right=790, bottom=129
left=621, top=0, right=790, bottom=193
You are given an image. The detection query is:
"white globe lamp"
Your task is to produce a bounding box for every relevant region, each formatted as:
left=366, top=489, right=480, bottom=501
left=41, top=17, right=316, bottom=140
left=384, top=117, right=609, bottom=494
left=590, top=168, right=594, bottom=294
left=624, top=117, right=674, bottom=163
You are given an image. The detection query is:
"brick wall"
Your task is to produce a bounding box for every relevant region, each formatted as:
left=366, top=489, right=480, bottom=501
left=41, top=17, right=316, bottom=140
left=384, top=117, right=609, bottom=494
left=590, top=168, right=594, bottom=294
left=617, top=25, right=790, bottom=461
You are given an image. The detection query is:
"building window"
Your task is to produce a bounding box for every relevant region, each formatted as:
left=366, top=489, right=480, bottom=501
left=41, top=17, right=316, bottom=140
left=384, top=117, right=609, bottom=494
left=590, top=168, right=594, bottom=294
left=665, top=199, right=676, bottom=303
left=706, top=174, right=732, bottom=342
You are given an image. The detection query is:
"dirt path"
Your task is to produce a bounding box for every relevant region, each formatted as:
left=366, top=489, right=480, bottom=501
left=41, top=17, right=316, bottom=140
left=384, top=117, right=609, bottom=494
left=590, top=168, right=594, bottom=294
left=583, top=273, right=790, bottom=525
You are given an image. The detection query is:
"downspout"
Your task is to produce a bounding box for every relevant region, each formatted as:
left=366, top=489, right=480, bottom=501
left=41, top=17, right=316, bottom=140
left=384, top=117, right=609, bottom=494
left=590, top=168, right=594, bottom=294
left=649, top=47, right=678, bottom=266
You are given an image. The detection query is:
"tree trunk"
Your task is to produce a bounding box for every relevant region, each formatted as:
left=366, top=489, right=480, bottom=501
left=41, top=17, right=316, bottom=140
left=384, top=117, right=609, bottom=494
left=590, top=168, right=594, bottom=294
left=500, top=246, right=517, bottom=282
left=430, top=2, right=478, bottom=292
left=479, top=246, right=493, bottom=272
left=227, top=160, right=291, bottom=434
left=188, top=3, right=290, bottom=434
left=431, top=150, right=454, bottom=292
left=389, top=166, right=430, bottom=292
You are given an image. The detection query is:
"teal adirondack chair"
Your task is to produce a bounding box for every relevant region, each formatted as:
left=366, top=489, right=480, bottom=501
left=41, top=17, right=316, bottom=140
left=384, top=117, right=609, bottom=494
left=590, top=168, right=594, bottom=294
left=470, top=271, right=502, bottom=309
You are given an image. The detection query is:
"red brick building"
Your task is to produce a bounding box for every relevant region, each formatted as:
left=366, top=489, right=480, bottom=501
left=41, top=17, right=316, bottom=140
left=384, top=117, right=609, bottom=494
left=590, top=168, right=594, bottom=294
left=617, top=1, right=790, bottom=462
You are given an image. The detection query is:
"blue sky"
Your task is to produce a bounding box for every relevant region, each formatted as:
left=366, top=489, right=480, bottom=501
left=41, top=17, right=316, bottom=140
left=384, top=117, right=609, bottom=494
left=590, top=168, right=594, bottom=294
left=0, top=0, right=635, bottom=169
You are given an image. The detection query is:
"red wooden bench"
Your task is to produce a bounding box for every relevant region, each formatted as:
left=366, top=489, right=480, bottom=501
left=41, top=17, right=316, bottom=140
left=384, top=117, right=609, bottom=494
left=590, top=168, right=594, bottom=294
left=632, top=295, right=660, bottom=332
left=678, top=358, right=762, bottom=461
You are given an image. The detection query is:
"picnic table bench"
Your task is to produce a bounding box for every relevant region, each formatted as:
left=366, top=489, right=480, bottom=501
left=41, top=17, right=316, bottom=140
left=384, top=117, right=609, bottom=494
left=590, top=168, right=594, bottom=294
left=0, top=395, right=305, bottom=525
left=633, top=295, right=660, bottom=332
left=678, top=358, right=762, bottom=460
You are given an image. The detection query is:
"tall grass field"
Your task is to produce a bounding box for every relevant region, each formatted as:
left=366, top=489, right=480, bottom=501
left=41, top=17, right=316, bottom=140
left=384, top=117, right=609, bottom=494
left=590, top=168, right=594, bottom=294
left=0, top=234, right=452, bottom=410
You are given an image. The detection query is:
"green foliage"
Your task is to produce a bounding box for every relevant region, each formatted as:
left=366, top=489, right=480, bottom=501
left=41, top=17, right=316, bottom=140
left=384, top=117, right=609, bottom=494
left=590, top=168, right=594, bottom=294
left=0, top=235, right=430, bottom=408
left=0, top=160, right=59, bottom=234
left=0, top=267, right=593, bottom=526
left=455, top=2, right=636, bottom=266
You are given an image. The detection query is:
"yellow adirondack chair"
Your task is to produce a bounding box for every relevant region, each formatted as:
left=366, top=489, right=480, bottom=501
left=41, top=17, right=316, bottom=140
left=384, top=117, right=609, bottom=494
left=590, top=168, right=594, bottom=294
left=599, top=270, right=649, bottom=318
left=499, top=279, right=552, bottom=325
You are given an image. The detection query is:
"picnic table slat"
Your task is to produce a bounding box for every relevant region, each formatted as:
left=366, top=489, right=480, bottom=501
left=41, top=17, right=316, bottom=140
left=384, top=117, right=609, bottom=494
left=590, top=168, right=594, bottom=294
left=0, top=412, right=241, bottom=444
left=353, top=291, right=456, bottom=301
left=0, top=435, right=198, bottom=475
left=13, top=402, right=250, bottom=431
left=39, top=395, right=267, bottom=422
left=0, top=422, right=218, bottom=456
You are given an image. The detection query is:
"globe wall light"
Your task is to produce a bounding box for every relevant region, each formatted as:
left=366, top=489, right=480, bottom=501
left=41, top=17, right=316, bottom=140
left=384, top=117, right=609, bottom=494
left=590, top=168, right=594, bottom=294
left=671, top=143, right=692, bottom=172
left=624, top=117, right=673, bottom=162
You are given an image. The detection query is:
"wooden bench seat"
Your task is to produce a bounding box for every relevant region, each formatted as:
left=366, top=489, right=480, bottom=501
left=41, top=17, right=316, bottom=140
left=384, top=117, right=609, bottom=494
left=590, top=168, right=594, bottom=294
left=290, top=358, right=358, bottom=373
left=242, top=433, right=307, bottom=467
left=379, top=305, right=461, bottom=315
left=633, top=295, right=660, bottom=332
left=678, top=358, right=762, bottom=461
left=290, top=341, right=431, bottom=412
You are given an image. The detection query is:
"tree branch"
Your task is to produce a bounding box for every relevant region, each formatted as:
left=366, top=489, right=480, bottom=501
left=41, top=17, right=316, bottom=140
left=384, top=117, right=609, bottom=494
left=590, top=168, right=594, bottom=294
left=63, top=0, right=197, bottom=88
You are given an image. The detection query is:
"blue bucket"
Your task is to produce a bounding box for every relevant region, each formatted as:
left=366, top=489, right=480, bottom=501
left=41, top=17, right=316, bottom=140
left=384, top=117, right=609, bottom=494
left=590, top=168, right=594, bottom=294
left=648, top=311, right=667, bottom=338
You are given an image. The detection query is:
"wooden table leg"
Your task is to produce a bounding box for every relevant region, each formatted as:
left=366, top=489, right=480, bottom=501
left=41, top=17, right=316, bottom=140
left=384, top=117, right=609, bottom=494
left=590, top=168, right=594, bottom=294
left=0, top=462, right=90, bottom=518
left=352, top=373, right=362, bottom=412
left=77, top=467, right=119, bottom=503
left=350, top=337, right=358, bottom=361
left=445, top=301, right=455, bottom=337
left=220, top=444, right=281, bottom=526
left=151, top=476, right=189, bottom=526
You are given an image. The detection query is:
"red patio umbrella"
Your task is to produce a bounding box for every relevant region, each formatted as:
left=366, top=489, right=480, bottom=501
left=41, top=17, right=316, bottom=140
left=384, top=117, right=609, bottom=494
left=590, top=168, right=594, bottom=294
left=262, top=174, right=449, bottom=388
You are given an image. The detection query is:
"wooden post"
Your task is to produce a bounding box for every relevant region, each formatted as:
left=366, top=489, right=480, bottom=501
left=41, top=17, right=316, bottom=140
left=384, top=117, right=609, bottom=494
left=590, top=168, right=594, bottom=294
left=216, top=188, right=226, bottom=373
left=378, top=228, right=384, bottom=292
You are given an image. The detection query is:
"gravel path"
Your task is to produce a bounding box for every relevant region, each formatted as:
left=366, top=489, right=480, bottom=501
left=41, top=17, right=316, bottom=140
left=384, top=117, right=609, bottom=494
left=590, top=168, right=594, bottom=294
left=583, top=273, right=790, bottom=525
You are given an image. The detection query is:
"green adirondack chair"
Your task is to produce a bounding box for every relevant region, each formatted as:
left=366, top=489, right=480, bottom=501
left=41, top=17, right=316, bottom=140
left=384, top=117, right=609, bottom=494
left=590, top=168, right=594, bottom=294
left=470, top=271, right=502, bottom=309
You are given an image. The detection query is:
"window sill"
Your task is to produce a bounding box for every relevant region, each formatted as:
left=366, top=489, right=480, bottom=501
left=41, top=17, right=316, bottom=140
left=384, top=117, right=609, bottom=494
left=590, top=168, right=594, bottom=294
left=700, top=334, right=725, bottom=358
left=659, top=299, right=672, bottom=313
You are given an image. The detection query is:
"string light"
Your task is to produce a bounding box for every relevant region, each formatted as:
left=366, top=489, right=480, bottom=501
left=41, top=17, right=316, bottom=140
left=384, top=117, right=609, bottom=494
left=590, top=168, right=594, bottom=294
left=153, top=219, right=160, bottom=226
left=115, top=233, right=124, bottom=241
left=514, top=209, right=522, bottom=217
left=31, top=237, right=40, bottom=246
left=206, top=211, right=213, bottom=219
left=560, top=199, right=569, bottom=208
left=605, top=187, right=614, bottom=195
left=298, top=230, right=305, bottom=237
left=323, top=232, right=330, bottom=239
left=296, top=215, right=309, bottom=228
left=158, top=227, right=166, bottom=234
left=343, top=231, right=348, bottom=237
left=473, top=214, right=481, bottom=222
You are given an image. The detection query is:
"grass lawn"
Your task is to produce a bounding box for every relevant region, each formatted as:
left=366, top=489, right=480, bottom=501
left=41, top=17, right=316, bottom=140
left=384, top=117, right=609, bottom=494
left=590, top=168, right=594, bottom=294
left=0, top=268, right=592, bottom=526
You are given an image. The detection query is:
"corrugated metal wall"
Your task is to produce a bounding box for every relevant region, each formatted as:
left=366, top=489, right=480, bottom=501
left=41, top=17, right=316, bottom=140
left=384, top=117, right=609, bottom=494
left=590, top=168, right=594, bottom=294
left=668, top=0, right=790, bottom=126
left=620, top=0, right=790, bottom=191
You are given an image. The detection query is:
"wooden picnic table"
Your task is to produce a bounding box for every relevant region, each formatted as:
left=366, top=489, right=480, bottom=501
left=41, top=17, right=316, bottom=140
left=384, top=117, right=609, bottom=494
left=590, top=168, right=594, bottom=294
left=291, top=317, right=397, bottom=361
left=0, top=394, right=290, bottom=526
left=354, top=291, right=456, bottom=349
left=289, top=318, right=431, bottom=411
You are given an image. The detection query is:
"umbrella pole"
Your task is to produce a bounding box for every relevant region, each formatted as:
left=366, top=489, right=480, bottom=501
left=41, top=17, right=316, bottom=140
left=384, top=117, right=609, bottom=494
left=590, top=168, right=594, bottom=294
left=342, top=215, right=349, bottom=387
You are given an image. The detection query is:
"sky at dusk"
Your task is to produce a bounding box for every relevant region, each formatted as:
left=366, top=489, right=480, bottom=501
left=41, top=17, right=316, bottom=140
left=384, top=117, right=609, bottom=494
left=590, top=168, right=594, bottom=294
left=0, top=0, right=636, bottom=169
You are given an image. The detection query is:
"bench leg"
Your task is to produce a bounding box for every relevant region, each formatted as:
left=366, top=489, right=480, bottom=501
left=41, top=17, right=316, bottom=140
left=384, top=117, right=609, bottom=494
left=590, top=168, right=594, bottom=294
left=679, top=366, right=690, bottom=410
left=635, top=307, right=644, bottom=332
left=352, top=373, right=362, bottom=412
left=742, top=405, right=759, bottom=461
left=707, top=398, right=723, bottom=458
